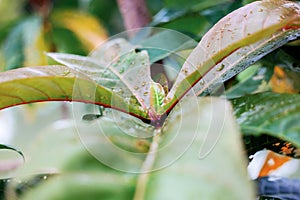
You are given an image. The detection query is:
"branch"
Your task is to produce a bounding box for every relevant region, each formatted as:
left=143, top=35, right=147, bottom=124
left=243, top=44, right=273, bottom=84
left=117, top=0, right=151, bottom=35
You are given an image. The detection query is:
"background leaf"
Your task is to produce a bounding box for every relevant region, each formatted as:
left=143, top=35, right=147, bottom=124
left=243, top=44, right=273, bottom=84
left=232, top=92, right=300, bottom=148
left=269, top=65, right=300, bottom=94
left=50, top=27, right=87, bottom=55
left=51, top=10, right=108, bottom=51
left=0, top=0, right=24, bottom=28
left=225, top=63, right=274, bottom=98
left=138, top=30, right=197, bottom=63
left=1, top=16, right=49, bottom=70
left=163, top=0, right=231, bottom=11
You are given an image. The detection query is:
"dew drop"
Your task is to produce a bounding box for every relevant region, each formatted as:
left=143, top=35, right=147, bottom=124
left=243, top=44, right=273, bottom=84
left=134, top=86, right=139, bottom=90
left=119, top=68, right=125, bottom=74
left=216, top=64, right=225, bottom=72
left=129, top=97, right=137, bottom=104
left=143, top=92, right=149, bottom=96
left=142, top=82, right=146, bottom=87
left=280, top=15, right=285, bottom=20
left=182, top=69, right=188, bottom=75
left=63, top=70, right=70, bottom=76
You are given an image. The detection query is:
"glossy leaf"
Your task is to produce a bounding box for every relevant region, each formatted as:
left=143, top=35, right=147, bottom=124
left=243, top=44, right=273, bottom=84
left=0, top=65, right=149, bottom=120
left=165, top=0, right=300, bottom=112
left=231, top=92, right=300, bottom=148
left=48, top=39, right=157, bottom=117
left=141, top=97, right=255, bottom=200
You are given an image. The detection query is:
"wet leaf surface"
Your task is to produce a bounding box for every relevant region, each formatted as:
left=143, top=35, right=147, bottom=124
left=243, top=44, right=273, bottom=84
left=232, top=92, right=300, bottom=148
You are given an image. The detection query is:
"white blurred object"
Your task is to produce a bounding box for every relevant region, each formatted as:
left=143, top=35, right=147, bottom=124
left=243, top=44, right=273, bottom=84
left=248, top=149, right=299, bottom=180
left=0, top=109, right=15, bottom=144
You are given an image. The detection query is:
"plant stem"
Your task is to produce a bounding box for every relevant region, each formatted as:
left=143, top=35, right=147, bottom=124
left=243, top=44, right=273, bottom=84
left=29, top=0, right=52, bottom=18
left=117, top=0, right=151, bottom=36
left=133, top=128, right=161, bottom=200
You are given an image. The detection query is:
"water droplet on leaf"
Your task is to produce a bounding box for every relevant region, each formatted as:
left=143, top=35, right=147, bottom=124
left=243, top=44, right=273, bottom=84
left=217, top=64, right=225, bottom=71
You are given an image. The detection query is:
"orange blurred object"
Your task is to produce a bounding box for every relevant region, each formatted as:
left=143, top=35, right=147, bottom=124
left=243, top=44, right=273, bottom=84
left=270, top=66, right=300, bottom=94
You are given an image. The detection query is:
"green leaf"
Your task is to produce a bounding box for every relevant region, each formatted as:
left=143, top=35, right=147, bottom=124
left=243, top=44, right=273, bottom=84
left=164, top=0, right=300, bottom=112
left=225, top=63, right=273, bottom=98
left=163, top=0, right=231, bottom=11
left=231, top=92, right=300, bottom=148
left=1, top=16, right=48, bottom=70
left=0, top=65, right=149, bottom=120
left=151, top=8, right=188, bottom=26
left=48, top=38, right=158, bottom=118
left=159, top=15, right=211, bottom=37
left=19, top=173, right=135, bottom=200
left=138, top=29, right=197, bottom=63
left=138, top=97, right=255, bottom=200
left=7, top=114, right=155, bottom=199
left=8, top=119, right=138, bottom=200
left=12, top=117, right=149, bottom=176
left=50, top=27, right=87, bottom=55
left=150, top=82, right=165, bottom=115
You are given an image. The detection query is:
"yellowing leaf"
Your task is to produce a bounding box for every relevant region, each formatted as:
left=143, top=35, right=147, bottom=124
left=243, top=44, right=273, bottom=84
left=270, top=66, right=300, bottom=94
left=52, top=10, right=108, bottom=50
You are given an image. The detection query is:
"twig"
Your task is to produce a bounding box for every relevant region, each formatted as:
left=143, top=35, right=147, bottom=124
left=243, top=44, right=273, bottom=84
left=133, top=128, right=161, bottom=200
left=117, top=0, right=151, bottom=36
